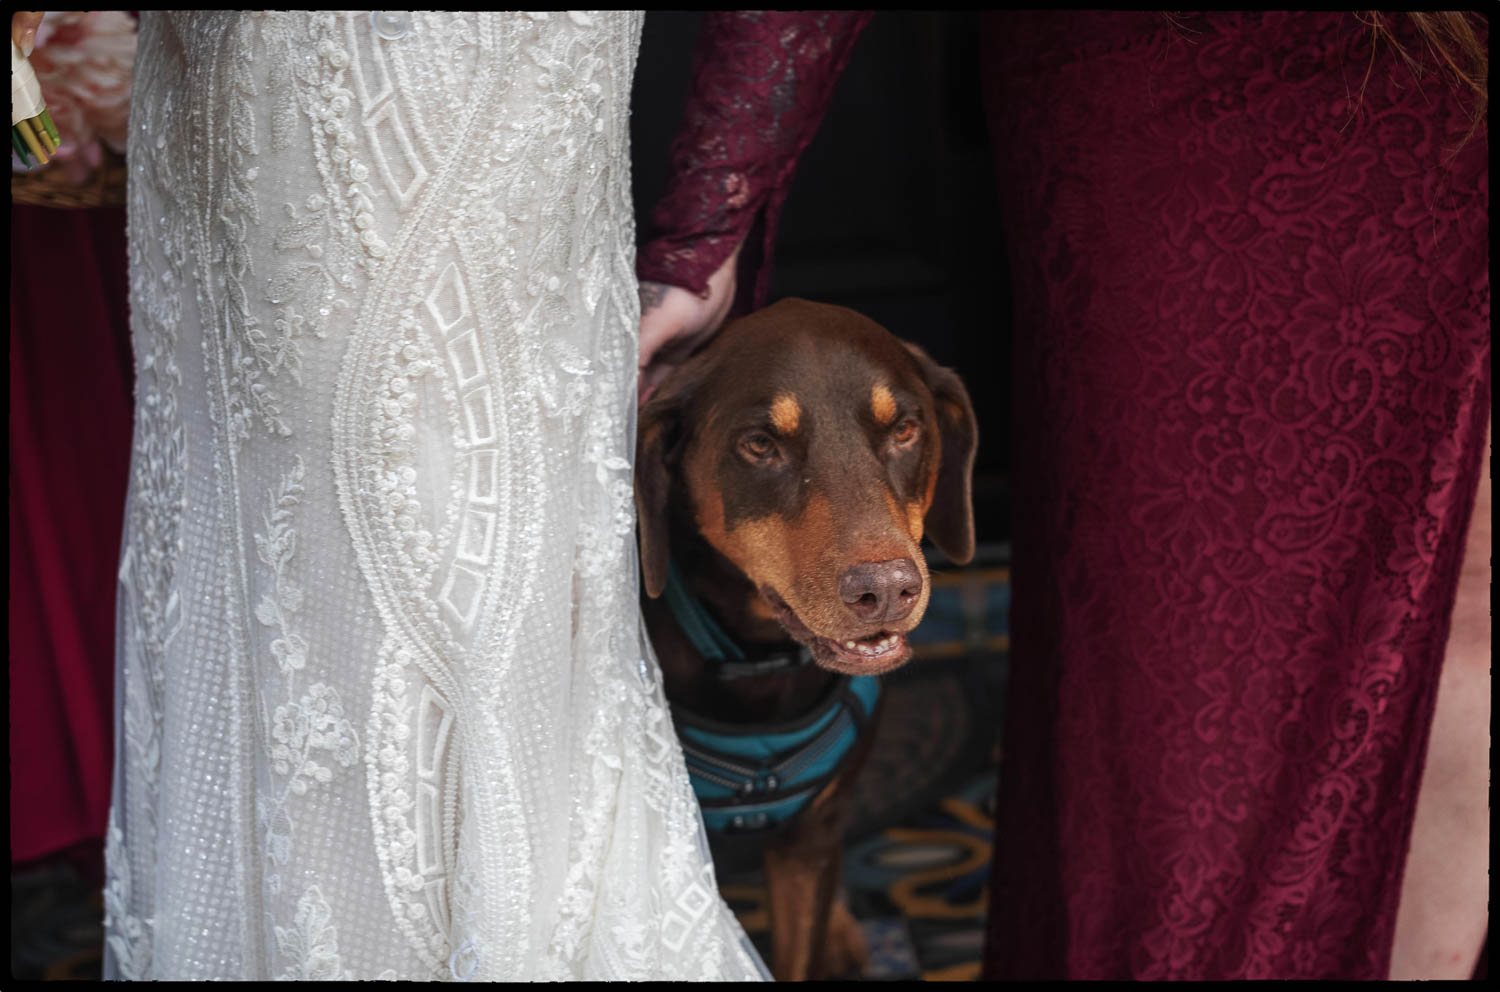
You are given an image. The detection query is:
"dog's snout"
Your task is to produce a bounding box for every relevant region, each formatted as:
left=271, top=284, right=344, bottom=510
left=838, top=558, right=921, bottom=624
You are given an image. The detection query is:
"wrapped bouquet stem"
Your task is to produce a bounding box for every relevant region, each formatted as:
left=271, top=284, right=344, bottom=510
left=11, top=11, right=135, bottom=207
left=12, top=37, right=61, bottom=167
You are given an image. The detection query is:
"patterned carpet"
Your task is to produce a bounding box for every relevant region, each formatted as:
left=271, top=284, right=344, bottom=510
left=721, top=760, right=1001, bottom=982
left=9, top=561, right=1010, bottom=982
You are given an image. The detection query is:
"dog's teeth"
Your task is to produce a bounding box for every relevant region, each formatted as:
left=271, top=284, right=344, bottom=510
left=839, top=634, right=906, bottom=659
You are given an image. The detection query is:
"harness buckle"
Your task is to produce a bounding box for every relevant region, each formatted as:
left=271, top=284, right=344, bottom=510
left=728, top=812, right=771, bottom=833
left=715, top=645, right=815, bottom=681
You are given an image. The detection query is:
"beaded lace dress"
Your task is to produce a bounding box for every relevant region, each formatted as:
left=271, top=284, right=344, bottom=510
left=103, top=11, right=765, bottom=980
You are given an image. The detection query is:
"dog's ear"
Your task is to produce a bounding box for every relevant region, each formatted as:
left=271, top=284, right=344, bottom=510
left=636, top=362, right=701, bottom=599
left=904, top=342, right=978, bottom=565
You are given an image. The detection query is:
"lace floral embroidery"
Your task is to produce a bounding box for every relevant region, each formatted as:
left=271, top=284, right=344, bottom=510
left=213, top=14, right=292, bottom=441
left=103, top=818, right=153, bottom=980
left=251, top=12, right=391, bottom=439
left=107, top=12, right=193, bottom=976
left=252, top=458, right=361, bottom=907
left=274, top=885, right=353, bottom=981
left=261, top=190, right=343, bottom=381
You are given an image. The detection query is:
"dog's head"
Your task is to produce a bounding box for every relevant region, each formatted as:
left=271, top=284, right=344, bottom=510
left=638, top=298, right=977, bottom=676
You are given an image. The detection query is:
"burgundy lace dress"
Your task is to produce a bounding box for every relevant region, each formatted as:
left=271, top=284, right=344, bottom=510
left=976, top=11, right=1489, bottom=980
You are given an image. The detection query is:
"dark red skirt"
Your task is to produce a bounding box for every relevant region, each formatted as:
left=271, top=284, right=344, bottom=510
left=9, top=204, right=133, bottom=867
left=978, top=11, right=1489, bottom=979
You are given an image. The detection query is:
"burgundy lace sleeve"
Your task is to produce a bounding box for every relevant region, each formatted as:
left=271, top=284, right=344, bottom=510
left=636, top=11, right=872, bottom=314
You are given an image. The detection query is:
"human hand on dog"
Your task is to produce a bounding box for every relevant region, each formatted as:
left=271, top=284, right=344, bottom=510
left=637, top=240, right=742, bottom=407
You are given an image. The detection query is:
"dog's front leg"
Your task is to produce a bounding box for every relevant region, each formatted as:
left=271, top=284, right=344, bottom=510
left=763, top=833, right=840, bottom=980
left=762, top=787, right=851, bottom=981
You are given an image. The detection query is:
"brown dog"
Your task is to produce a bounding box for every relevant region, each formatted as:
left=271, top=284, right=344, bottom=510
left=637, top=297, right=977, bottom=980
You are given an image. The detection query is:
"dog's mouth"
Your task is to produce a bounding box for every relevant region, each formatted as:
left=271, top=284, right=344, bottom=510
left=760, top=587, right=913, bottom=676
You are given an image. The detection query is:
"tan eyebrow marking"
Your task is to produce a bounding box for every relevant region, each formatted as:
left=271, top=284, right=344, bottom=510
left=871, top=383, right=897, bottom=425
left=770, top=393, right=800, bottom=435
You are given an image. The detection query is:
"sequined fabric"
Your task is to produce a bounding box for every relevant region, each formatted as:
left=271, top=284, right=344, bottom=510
left=978, top=11, right=1489, bottom=979
left=105, top=11, right=764, bottom=980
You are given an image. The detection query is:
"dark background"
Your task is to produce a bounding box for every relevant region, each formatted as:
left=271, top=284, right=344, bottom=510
left=630, top=11, right=1012, bottom=549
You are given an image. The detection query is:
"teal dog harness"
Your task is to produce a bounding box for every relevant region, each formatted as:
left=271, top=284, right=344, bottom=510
left=663, top=561, right=882, bottom=834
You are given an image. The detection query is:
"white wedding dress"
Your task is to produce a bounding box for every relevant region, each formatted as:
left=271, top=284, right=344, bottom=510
left=104, top=11, right=765, bottom=980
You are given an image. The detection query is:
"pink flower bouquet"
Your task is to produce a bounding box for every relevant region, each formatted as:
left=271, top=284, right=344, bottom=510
left=15, top=11, right=136, bottom=184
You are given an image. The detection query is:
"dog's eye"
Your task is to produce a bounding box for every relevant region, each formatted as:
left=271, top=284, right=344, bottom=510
left=891, top=419, right=920, bottom=446
left=739, top=432, right=779, bottom=462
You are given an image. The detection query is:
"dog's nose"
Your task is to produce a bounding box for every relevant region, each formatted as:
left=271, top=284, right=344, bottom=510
left=839, top=558, right=921, bottom=624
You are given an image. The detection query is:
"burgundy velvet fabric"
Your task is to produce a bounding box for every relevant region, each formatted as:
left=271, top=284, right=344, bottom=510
left=977, top=12, right=1489, bottom=980
left=9, top=204, right=134, bottom=865
left=636, top=10, right=872, bottom=315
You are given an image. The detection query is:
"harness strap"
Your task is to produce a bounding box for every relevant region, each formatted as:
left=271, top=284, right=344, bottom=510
left=680, top=691, right=856, bottom=782
left=675, top=676, right=880, bottom=834
left=662, top=559, right=814, bottom=679
left=663, top=559, right=745, bottom=662
left=774, top=707, right=855, bottom=779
